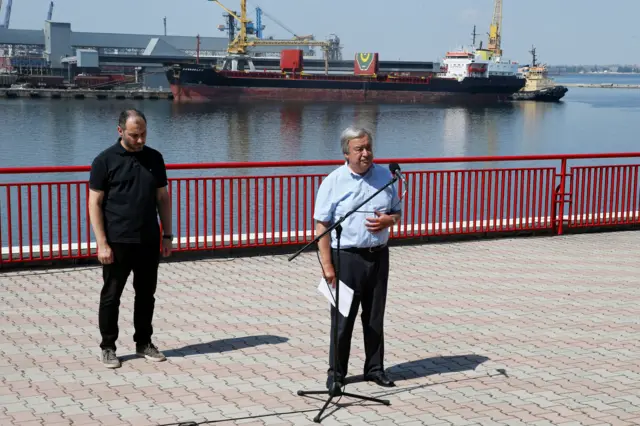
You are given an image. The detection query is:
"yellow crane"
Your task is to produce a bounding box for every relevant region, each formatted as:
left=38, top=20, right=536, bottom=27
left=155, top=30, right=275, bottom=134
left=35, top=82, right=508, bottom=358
left=475, top=0, right=503, bottom=61
left=208, top=0, right=334, bottom=72
left=209, top=0, right=251, bottom=55
left=487, top=0, right=502, bottom=57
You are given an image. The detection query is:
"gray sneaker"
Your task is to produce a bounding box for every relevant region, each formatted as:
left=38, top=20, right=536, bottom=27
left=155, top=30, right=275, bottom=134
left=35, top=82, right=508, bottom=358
left=136, top=343, right=166, bottom=362
left=102, top=349, right=121, bottom=368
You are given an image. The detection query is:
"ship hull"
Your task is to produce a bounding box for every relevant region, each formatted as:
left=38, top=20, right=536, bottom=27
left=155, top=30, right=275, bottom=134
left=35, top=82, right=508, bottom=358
left=166, top=65, right=526, bottom=104
left=511, top=85, right=568, bottom=102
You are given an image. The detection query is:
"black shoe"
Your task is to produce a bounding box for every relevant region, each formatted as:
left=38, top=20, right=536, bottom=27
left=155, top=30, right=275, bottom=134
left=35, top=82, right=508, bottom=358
left=364, top=371, right=395, bottom=387
left=326, top=375, right=344, bottom=390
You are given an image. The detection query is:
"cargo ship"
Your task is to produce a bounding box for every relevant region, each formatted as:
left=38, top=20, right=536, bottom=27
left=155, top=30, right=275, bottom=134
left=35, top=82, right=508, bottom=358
left=165, top=49, right=526, bottom=104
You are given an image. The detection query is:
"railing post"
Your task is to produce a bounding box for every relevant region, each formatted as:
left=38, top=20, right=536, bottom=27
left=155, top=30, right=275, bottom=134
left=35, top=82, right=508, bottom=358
left=556, top=158, right=568, bottom=235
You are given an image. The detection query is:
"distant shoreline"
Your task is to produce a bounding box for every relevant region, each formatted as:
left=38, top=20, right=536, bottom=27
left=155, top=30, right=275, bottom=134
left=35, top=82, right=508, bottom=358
left=550, top=72, right=640, bottom=76
left=563, top=83, right=640, bottom=89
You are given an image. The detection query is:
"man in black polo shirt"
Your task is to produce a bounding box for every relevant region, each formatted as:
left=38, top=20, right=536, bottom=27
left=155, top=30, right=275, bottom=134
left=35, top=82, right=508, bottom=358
left=88, top=109, right=173, bottom=369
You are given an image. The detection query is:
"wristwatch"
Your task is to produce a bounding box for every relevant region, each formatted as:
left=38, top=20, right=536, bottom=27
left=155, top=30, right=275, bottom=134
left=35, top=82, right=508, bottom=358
left=162, top=234, right=173, bottom=240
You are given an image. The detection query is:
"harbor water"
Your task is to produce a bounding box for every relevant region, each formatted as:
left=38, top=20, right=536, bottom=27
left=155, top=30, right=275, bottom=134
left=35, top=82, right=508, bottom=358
left=1, top=75, right=640, bottom=172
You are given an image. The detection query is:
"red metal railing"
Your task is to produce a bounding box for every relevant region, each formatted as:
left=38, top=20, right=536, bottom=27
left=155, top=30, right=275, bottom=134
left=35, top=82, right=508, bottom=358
left=1, top=153, right=640, bottom=265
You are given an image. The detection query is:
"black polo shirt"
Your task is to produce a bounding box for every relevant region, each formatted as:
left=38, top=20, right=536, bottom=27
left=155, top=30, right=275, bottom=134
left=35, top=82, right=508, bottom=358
left=89, top=139, right=168, bottom=245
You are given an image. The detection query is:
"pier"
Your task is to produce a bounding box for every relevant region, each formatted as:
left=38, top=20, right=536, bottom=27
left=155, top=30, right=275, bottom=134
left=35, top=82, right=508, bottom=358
left=1, top=230, right=639, bottom=425
left=0, top=88, right=174, bottom=100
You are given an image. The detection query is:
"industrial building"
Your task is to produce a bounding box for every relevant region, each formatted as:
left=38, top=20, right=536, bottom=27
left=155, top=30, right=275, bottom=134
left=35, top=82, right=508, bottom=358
left=0, top=18, right=321, bottom=89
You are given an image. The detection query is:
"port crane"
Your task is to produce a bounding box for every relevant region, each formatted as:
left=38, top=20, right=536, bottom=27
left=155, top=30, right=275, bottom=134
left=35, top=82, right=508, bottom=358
left=251, top=3, right=314, bottom=41
left=0, top=0, right=12, bottom=28
left=208, top=0, right=338, bottom=73
left=487, top=0, right=502, bottom=57
left=473, top=0, right=502, bottom=62
left=217, top=5, right=317, bottom=50
left=216, top=7, right=265, bottom=43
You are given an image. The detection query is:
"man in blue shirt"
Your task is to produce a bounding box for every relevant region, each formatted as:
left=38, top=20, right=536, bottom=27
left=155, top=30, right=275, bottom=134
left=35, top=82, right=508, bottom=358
left=313, top=126, right=401, bottom=389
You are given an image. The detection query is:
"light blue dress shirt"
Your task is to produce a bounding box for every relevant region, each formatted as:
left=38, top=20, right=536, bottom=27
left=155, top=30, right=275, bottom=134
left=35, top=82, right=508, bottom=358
left=313, top=163, right=402, bottom=249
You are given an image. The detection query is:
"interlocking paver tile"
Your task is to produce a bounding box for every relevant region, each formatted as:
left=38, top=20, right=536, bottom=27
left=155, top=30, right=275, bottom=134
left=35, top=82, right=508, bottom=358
left=1, top=231, right=640, bottom=425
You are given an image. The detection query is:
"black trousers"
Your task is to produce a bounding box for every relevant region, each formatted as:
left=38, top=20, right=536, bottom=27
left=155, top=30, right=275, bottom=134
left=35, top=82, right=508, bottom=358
left=99, top=242, right=160, bottom=351
left=328, top=246, right=389, bottom=379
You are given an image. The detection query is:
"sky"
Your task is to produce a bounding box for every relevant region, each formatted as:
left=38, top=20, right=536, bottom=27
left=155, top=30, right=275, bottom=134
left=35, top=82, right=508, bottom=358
left=3, top=0, right=640, bottom=65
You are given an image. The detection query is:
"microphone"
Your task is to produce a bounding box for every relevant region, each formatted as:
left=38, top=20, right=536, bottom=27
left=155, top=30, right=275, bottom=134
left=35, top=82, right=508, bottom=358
left=389, top=162, right=402, bottom=181
left=387, top=162, right=407, bottom=212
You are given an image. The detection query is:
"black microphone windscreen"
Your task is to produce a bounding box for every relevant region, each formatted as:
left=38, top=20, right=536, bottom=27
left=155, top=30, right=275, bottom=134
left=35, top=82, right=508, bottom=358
left=389, top=163, right=401, bottom=174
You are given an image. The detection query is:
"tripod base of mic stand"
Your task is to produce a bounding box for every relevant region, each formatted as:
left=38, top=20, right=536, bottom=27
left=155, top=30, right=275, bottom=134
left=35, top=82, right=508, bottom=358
left=297, top=382, right=390, bottom=423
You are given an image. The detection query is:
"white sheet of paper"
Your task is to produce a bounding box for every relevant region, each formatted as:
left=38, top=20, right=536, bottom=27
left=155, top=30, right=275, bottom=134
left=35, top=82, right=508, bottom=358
left=317, top=277, right=354, bottom=317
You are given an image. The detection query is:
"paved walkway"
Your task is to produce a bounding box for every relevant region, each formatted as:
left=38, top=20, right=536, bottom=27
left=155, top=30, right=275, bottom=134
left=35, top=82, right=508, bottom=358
left=1, top=231, right=640, bottom=426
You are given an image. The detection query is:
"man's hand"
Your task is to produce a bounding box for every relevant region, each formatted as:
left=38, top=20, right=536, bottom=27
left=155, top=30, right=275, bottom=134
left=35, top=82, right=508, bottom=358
left=97, top=243, right=114, bottom=264
left=365, top=210, right=394, bottom=233
left=316, top=220, right=336, bottom=288
left=323, top=264, right=336, bottom=288
left=161, top=238, right=172, bottom=257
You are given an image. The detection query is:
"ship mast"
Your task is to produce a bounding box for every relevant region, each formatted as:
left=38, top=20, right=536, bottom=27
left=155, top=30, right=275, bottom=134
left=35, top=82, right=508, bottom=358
left=529, top=45, right=537, bottom=67
left=487, top=0, right=502, bottom=57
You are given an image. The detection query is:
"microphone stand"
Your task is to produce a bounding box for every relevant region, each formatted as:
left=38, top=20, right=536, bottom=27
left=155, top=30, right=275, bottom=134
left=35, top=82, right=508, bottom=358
left=288, top=168, right=400, bottom=423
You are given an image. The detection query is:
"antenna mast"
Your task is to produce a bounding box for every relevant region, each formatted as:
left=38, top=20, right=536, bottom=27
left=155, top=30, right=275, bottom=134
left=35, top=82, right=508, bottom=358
left=529, top=45, right=537, bottom=67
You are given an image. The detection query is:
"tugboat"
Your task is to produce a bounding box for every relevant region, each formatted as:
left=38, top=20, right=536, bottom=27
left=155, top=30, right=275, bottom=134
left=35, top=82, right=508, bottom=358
left=511, top=46, right=568, bottom=102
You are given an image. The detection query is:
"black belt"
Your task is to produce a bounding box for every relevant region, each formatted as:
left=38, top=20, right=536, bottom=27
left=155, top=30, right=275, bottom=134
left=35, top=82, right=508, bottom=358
left=338, top=244, right=388, bottom=254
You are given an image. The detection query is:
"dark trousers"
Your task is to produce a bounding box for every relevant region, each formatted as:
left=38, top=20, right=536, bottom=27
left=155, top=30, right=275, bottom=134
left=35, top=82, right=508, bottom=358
left=99, top=242, right=160, bottom=351
left=328, top=246, right=389, bottom=379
